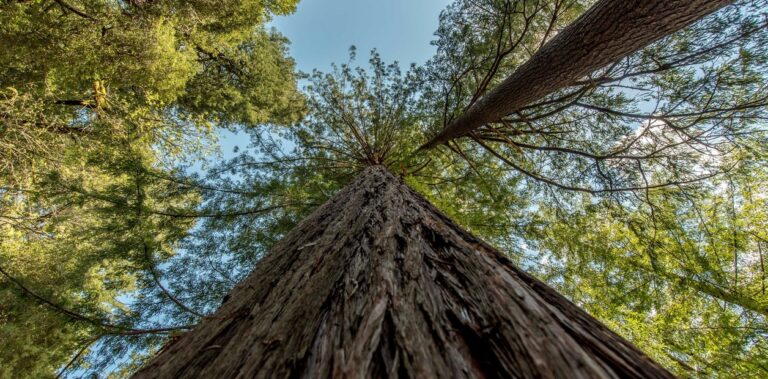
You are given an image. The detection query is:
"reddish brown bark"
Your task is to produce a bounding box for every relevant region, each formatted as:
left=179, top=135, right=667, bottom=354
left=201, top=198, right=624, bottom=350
left=421, top=0, right=732, bottom=149
left=133, top=166, right=674, bottom=378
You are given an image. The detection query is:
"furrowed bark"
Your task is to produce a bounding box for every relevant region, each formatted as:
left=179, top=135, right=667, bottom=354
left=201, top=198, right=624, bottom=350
left=420, top=0, right=733, bottom=150
left=133, top=166, right=674, bottom=378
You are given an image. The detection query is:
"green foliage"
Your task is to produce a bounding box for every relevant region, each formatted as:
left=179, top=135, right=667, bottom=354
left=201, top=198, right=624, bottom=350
left=527, top=161, right=768, bottom=376
left=294, top=49, right=530, bottom=248
left=0, top=0, right=304, bottom=178
left=0, top=0, right=302, bottom=376
left=2, top=0, right=768, bottom=378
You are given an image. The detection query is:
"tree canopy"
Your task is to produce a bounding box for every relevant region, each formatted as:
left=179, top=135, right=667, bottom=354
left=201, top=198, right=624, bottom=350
left=1, top=0, right=302, bottom=375
left=1, top=0, right=767, bottom=377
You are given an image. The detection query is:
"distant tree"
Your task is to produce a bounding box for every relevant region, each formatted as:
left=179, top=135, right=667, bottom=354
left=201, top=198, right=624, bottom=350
left=1, top=0, right=303, bottom=180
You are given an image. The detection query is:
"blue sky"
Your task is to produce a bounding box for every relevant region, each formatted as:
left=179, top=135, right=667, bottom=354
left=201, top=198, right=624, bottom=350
left=272, top=0, right=452, bottom=73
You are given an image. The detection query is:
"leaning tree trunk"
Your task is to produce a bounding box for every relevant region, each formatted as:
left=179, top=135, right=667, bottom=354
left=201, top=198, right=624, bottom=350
left=420, top=0, right=732, bottom=149
left=133, top=166, right=673, bottom=378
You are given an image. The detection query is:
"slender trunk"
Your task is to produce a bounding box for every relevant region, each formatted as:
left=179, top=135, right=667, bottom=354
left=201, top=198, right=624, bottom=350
left=133, top=166, right=673, bottom=378
left=421, top=0, right=732, bottom=149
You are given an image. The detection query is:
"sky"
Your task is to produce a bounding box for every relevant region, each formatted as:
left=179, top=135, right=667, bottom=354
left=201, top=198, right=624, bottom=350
left=272, top=0, right=452, bottom=73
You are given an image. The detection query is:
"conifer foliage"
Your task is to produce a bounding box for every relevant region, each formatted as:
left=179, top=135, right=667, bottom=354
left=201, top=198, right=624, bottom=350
left=2, top=0, right=767, bottom=377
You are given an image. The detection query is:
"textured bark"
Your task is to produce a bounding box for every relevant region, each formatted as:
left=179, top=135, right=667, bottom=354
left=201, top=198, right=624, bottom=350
left=421, top=0, right=732, bottom=149
left=133, top=166, right=674, bottom=378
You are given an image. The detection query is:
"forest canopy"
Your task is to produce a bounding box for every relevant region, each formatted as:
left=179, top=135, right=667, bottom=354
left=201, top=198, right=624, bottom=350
left=1, top=0, right=767, bottom=377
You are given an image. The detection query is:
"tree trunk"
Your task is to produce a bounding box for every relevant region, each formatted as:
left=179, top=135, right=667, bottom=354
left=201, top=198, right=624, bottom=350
left=133, top=166, right=674, bottom=378
left=420, top=0, right=732, bottom=149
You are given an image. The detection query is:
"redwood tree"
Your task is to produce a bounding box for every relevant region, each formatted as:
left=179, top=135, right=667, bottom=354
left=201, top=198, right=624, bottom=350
left=133, top=165, right=673, bottom=378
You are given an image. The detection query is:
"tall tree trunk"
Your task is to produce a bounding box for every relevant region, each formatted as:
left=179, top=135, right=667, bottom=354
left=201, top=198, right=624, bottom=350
left=133, top=166, right=673, bottom=378
left=420, top=0, right=732, bottom=149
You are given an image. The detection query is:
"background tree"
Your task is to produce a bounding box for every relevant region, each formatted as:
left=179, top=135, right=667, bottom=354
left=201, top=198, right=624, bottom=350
left=419, top=0, right=768, bottom=193
left=420, top=0, right=735, bottom=148
left=0, top=0, right=303, bottom=375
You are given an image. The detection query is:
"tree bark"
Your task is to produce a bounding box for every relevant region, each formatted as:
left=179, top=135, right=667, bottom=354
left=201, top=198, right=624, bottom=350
left=133, top=166, right=674, bottom=378
left=420, top=0, right=733, bottom=149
